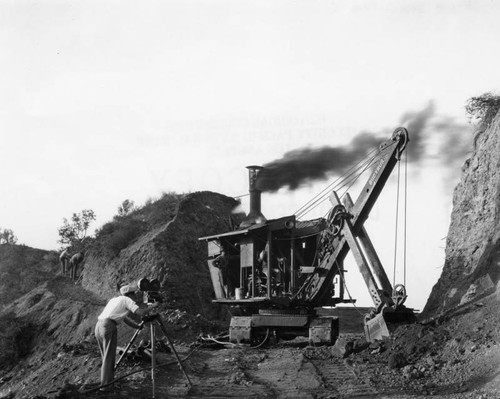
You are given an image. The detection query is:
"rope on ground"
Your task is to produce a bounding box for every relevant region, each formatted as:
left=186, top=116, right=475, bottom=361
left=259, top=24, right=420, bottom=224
left=198, top=334, right=240, bottom=348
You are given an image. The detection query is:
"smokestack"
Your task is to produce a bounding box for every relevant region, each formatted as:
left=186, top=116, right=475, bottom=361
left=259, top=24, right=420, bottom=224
left=240, top=165, right=267, bottom=228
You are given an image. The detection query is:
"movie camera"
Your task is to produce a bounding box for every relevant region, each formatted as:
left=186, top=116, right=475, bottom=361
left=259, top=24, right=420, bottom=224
left=137, top=278, right=164, bottom=304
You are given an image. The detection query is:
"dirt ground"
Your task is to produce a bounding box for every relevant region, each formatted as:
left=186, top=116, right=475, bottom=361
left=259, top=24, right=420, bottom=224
left=0, top=278, right=499, bottom=399
left=1, top=294, right=500, bottom=399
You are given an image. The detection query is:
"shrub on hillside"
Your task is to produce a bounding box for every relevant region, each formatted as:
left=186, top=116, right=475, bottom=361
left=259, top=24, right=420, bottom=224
left=95, top=218, right=148, bottom=257
left=466, top=92, right=500, bottom=127
left=117, top=199, right=136, bottom=217
left=94, top=193, right=184, bottom=257
left=139, top=192, right=184, bottom=226
left=0, top=228, right=18, bottom=244
left=57, top=209, right=96, bottom=250
left=0, top=313, right=37, bottom=370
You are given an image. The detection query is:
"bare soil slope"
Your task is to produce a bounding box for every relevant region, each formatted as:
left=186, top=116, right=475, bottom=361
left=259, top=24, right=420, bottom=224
left=2, top=300, right=500, bottom=399
left=0, top=244, right=59, bottom=309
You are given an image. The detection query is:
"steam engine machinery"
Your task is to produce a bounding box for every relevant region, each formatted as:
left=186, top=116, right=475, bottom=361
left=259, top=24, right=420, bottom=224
left=199, top=127, right=416, bottom=346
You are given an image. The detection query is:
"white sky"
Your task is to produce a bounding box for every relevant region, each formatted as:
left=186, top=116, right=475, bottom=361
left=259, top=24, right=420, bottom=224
left=1, top=0, right=499, bottom=309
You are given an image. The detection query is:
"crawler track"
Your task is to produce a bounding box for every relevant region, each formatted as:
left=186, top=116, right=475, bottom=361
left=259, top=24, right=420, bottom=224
left=109, top=344, right=401, bottom=398
left=307, top=356, right=379, bottom=398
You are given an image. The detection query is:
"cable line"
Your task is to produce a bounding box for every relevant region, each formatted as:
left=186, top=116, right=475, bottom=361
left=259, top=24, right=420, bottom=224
left=392, top=158, right=401, bottom=288
left=294, top=147, right=379, bottom=218
left=295, top=142, right=396, bottom=220
left=392, top=148, right=409, bottom=289
left=403, top=150, right=408, bottom=287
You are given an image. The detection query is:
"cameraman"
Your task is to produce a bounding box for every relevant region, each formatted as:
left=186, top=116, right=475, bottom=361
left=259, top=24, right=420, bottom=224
left=95, top=283, right=158, bottom=392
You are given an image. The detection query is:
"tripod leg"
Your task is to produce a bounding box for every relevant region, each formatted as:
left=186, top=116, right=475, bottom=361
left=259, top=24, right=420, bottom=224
left=155, top=318, right=192, bottom=387
left=115, top=324, right=143, bottom=370
left=151, top=323, right=156, bottom=398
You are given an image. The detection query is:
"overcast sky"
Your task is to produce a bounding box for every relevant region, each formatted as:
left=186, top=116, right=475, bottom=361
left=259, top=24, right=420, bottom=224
left=1, top=0, right=499, bottom=309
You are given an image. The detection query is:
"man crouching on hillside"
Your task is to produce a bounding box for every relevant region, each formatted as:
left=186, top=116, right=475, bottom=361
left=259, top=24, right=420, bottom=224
left=95, top=283, right=158, bottom=392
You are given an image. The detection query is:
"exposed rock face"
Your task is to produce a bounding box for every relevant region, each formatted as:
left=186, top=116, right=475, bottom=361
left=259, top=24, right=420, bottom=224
left=422, top=111, right=500, bottom=319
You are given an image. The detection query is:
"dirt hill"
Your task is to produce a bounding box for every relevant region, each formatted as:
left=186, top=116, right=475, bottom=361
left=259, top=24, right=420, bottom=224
left=0, top=191, right=242, bottom=398
left=0, top=244, right=59, bottom=309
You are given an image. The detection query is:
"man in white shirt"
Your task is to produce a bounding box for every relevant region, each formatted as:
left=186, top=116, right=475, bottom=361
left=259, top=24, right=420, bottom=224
left=69, top=252, right=84, bottom=281
left=95, top=283, right=158, bottom=392
left=59, top=249, right=71, bottom=276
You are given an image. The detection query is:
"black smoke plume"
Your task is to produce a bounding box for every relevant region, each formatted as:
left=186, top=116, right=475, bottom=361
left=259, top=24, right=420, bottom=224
left=399, top=101, right=435, bottom=163
left=255, top=133, right=381, bottom=192
left=256, top=101, right=470, bottom=193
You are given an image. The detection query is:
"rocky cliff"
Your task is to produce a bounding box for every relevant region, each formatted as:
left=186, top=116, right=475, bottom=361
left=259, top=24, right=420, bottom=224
left=422, top=110, right=500, bottom=319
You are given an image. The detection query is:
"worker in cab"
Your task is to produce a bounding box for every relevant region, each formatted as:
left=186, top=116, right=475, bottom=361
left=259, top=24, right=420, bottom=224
left=213, top=250, right=240, bottom=298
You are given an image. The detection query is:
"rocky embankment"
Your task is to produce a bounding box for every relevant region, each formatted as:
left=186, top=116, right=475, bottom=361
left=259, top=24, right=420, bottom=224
left=423, top=111, right=500, bottom=320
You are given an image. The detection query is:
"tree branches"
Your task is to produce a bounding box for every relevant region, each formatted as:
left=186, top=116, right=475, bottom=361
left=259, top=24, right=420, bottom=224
left=57, top=209, right=96, bottom=248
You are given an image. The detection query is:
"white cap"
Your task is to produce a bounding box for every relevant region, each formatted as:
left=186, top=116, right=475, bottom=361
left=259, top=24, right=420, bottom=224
left=120, top=284, right=138, bottom=295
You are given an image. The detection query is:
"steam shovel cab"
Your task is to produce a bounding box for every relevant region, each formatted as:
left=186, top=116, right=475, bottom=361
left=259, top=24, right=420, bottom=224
left=199, top=214, right=343, bottom=345
left=199, top=166, right=341, bottom=346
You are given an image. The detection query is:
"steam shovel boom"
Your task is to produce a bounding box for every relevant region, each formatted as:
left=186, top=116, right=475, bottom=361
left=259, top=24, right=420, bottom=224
left=199, top=127, right=416, bottom=344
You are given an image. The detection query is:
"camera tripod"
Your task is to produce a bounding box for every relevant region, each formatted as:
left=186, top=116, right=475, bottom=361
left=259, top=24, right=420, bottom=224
left=115, top=313, right=192, bottom=398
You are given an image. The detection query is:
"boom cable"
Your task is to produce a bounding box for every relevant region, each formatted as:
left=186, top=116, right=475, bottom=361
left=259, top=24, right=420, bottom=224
left=392, top=159, right=401, bottom=288
left=293, top=154, right=371, bottom=218
left=334, top=259, right=367, bottom=318
left=404, top=150, right=408, bottom=287
left=294, top=147, right=379, bottom=218
left=294, top=142, right=397, bottom=220
left=392, top=149, right=409, bottom=288
left=318, top=153, right=381, bottom=221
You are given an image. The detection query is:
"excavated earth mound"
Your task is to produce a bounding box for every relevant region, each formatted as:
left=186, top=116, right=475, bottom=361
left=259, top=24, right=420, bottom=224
left=82, top=190, right=241, bottom=321
left=0, top=191, right=241, bottom=398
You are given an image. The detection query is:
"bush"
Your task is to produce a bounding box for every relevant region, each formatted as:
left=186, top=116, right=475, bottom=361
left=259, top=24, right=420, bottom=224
left=57, top=209, right=96, bottom=248
left=117, top=199, right=136, bottom=217
left=94, top=192, right=184, bottom=257
left=0, top=228, right=18, bottom=244
left=146, top=193, right=183, bottom=225
left=95, top=218, right=148, bottom=257
left=465, top=92, right=500, bottom=127
left=0, top=313, right=36, bottom=370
